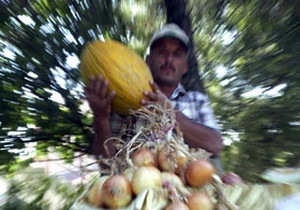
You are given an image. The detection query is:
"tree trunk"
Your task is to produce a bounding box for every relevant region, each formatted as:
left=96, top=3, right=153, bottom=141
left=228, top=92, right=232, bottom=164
left=164, top=0, right=205, bottom=93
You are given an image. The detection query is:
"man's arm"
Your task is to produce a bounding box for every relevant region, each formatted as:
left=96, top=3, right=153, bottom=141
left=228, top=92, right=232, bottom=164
left=175, top=111, right=222, bottom=157
left=84, top=75, right=116, bottom=158
left=92, top=118, right=115, bottom=158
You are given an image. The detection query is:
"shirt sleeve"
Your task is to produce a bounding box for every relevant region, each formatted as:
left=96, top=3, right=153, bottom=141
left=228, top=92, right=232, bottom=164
left=173, top=91, right=220, bottom=131
left=110, top=113, right=123, bottom=137
left=197, top=94, right=219, bottom=131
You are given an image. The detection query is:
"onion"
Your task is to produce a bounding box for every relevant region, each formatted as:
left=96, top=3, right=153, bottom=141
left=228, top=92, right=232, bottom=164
left=131, top=148, right=158, bottom=167
left=161, top=172, right=184, bottom=188
left=101, top=175, right=132, bottom=208
left=158, top=146, right=188, bottom=173
left=165, top=202, right=190, bottom=210
left=131, top=166, right=162, bottom=195
left=122, top=167, right=135, bottom=182
left=158, top=146, right=173, bottom=171
left=186, top=192, right=213, bottom=210
left=174, top=154, right=189, bottom=175
left=221, top=172, right=244, bottom=185
left=184, top=160, right=215, bottom=187
left=87, top=176, right=108, bottom=207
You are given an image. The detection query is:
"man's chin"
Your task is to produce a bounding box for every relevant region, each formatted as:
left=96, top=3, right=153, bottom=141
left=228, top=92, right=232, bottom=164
left=160, top=68, right=175, bottom=74
left=156, top=78, right=177, bottom=86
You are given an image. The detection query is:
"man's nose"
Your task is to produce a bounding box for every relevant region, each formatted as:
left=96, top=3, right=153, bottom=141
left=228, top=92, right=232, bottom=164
left=165, top=52, right=174, bottom=63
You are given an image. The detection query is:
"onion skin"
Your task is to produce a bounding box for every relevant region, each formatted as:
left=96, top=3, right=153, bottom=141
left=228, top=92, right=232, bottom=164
left=161, top=172, right=184, bottom=188
left=185, top=160, right=215, bottom=187
left=174, top=155, right=189, bottom=175
left=131, top=166, right=162, bottom=195
left=101, top=175, right=132, bottom=209
left=165, top=202, right=190, bottom=210
left=122, top=167, right=135, bottom=183
left=87, top=177, right=108, bottom=207
left=186, top=192, right=213, bottom=210
left=158, top=147, right=188, bottom=173
left=158, top=147, right=173, bottom=172
left=131, top=148, right=158, bottom=167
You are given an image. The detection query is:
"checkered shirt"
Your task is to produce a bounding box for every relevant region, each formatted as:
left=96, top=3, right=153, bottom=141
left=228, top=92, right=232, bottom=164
left=110, top=84, right=219, bottom=137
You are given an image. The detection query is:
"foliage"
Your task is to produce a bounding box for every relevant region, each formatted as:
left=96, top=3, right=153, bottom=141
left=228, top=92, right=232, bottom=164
left=0, top=0, right=128, bottom=175
left=207, top=0, right=300, bottom=181
left=1, top=167, right=85, bottom=210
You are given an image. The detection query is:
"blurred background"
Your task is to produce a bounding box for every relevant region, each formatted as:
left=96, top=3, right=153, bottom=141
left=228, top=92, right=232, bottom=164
left=0, top=0, right=299, bottom=209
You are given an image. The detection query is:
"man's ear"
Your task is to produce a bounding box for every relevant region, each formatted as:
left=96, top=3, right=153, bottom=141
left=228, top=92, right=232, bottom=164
left=183, top=60, right=188, bottom=75
left=145, top=54, right=151, bottom=65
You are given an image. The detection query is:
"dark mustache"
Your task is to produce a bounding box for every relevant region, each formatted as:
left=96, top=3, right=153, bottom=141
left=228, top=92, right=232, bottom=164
left=160, top=63, right=175, bottom=71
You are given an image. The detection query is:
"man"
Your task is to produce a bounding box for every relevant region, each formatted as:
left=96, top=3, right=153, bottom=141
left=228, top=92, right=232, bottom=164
left=84, top=23, right=222, bottom=166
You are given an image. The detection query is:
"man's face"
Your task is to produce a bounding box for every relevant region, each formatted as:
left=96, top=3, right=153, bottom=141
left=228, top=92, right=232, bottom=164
left=146, top=38, right=188, bottom=87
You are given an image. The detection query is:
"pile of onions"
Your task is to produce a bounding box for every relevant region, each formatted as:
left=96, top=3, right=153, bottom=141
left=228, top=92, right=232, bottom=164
left=83, top=101, right=230, bottom=210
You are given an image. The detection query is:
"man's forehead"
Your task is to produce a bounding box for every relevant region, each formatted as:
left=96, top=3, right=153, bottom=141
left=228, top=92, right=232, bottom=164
left=152, top=37, right=187, bottom=51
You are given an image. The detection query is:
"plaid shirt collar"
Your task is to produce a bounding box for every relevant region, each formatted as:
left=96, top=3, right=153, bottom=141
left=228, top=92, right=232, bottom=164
left=169, top=83, right=186, bottom=100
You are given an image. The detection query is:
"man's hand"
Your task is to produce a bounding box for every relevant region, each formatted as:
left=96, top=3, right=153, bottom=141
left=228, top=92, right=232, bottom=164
left=84, top=75, right=116, bottom=120
left=84, top=75, right=116, bottom=158
left=141, top=80, right=171, bottom=108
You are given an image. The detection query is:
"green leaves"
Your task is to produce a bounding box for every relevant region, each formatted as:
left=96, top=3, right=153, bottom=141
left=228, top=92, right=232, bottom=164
left=2, top=167, right=85, bottom=209
left=0, top=1, right=125, bottom=173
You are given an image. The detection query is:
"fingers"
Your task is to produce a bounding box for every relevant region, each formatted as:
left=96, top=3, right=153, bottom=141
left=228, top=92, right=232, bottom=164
left=84, top=75, right=116, bottom=117
left=88, top=75, right=106, bottom=96
left=85, top=75, right=109, bottom=95
left=141, top=90, right=156, bottom=105
left=149, top=80, right=160, bottom=93
left=141, top=80, right=168, bottom=106
left=99, top=80, right=109, bottom=97
left=143, top=90, right=158, bottom=100
left=107, top=90, right=116, bottom=104
left=84, top=75, right=116, bottom=104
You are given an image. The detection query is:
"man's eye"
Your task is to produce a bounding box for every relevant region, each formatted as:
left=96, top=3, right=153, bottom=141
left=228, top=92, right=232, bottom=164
left=174, top=51, right=183, bottom=57
left=158, top=49, right=166, bottom=55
